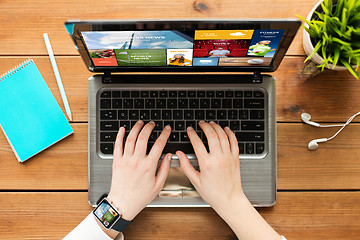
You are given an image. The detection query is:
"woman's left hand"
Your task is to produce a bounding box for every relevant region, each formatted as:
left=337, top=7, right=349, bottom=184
left=107, top=120, right=172, bottom=221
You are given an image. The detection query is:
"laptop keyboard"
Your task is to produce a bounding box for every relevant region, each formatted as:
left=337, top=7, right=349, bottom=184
left=99, top=89, right=266, bottom=156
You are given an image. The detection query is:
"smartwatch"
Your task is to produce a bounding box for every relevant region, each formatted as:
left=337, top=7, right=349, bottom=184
left=93, top=198, right=132, bottom=232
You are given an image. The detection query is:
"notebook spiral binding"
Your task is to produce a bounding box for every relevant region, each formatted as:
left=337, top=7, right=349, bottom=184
left=0, top=59, right=33, bottom=82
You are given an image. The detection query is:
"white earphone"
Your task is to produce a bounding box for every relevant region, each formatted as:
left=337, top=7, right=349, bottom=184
left=301, top=112, right=360, bottom=150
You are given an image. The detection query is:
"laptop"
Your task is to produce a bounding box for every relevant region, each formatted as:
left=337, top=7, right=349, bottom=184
left=65, top=19, right=300, bottom=207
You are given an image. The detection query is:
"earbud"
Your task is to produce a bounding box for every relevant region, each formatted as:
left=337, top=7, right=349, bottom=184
left=301, top=113, right=345, bottom=127
left=308, top=138, right=328, bottom=150
left=301, top=113, right=321, bottom=127
left=302, top=112, right=360, bottom=151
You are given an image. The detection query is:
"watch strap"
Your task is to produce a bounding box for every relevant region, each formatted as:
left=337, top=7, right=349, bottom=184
left=112, top=217, right=132, bottom=232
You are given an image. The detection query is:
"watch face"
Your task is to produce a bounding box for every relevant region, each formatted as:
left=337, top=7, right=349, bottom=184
left=93, top=199, right=120, bottom=229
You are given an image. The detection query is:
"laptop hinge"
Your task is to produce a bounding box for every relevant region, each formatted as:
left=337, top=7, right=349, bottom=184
left=102, top=72, right=112, bottom=83
left=253, top=71, right=263, bottom=83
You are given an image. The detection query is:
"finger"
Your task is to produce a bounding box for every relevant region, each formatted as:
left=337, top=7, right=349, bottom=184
left=148, top=125, right=171, bottom=160
left=187, top=126, right=208, bottom=160
left=124, top=120, right=144, bottom=156
left=177, top=151, right=200, bottom=187
left=113, top=127, right=125, bottom=159
left=198, top=121, right=222, bottom=154
left=225, top=126, right=239, bottom=157
left=209, top=121, right=230, bottom=153
left=154, top=153, right=172, bottom=191
left=134, top=121, right=155, bottom=156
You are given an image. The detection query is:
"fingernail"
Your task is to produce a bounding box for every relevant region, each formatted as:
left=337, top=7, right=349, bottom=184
left=149, top=120, right=155, bottom=125
left=225, top=126, right=230, bottom=130
left=199, top=120, right=205, bottom=123
left=165, top=125, right=171, bottom=130
left=137, top=120, right=143, bottom=124
left=187, top=126, right=193, bottom=131
left=167, top=154, right=172, bottom=161
left=209, top=121, right=215, bottom=124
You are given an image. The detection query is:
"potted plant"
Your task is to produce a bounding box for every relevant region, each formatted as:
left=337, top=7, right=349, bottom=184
left=297, top=0, right=360, bottom=79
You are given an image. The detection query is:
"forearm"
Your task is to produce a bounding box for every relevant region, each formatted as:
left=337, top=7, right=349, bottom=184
left=213, top=194, right=281, bottom=240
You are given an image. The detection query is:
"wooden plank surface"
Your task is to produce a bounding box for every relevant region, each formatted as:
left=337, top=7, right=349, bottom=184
left=1, top=123, right=360, bottom=190
left=0, top=57, right=358, bottom=123
left=1, top=191, right=359, bottom=240
left=1, top=0, right=359, bottom=239
left=0, top=0, right=323, bottom=56
left=277, top=124, right=360, bottom=190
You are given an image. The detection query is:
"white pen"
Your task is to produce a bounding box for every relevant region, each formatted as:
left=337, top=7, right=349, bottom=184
left=43, top=33, right=72, bottom=121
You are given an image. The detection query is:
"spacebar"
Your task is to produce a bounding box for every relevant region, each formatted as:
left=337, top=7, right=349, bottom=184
left=147, top=143, right=195, bottom=155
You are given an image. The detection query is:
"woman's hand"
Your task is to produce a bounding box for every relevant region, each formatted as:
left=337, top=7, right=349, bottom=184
left=176, top=121, right=245, bottom=211
left=107, top=120, right=172, bottom=221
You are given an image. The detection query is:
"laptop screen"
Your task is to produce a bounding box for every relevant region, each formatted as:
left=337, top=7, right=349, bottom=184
left=65, top=20, right=300, bottom=72
left=81, top=30, right=285, bottom=68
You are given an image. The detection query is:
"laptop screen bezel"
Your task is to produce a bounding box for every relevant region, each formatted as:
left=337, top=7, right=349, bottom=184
left=65, top=19, right=300, bottom=73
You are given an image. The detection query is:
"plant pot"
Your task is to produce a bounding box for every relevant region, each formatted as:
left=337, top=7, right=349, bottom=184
left=302, top=0, right=349, bottom=71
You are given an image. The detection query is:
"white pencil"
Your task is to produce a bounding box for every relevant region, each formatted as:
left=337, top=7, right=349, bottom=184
left=43, top=33, right=72, bottom=121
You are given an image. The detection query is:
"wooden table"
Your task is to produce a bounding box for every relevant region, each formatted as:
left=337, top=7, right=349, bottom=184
left=1, top=0, right=359, bottom=239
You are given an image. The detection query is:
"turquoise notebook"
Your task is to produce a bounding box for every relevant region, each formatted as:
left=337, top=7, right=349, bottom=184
left=0, top=59, right=73, bottom=162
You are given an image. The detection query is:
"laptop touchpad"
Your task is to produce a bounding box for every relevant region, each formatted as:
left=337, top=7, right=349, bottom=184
left=162, top=167, right=195, bottom=191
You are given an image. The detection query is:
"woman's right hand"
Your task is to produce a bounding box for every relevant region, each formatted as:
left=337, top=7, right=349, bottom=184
left=176, top=121, right=246, bottom=211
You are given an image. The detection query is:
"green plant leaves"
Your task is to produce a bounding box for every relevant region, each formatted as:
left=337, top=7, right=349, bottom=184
left=340, top=59, right=359, bottom=78
left=305, top=40, right=323, bottom=62
left=299, top=0, right=360, bottom=79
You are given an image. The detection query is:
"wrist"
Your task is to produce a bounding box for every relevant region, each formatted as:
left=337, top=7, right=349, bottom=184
left=106, top=194, right=136, bottom=221
left=212, top=191, right=250, bottom=218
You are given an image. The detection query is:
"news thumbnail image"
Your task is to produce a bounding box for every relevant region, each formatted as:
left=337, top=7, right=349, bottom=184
left=88, top=49, right=118, bottom=66
left=247, top=30, right=285, bottom=57
left=167, top=49, right=193, bottom=66
left=115, top=49, right=166, bottom=66
left=192, top=30, right=254, bottom=66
